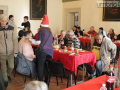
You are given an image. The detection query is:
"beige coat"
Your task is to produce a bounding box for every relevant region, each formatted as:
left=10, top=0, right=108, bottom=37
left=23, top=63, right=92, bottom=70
left=0, top=25, right=18, bottom=55
left=100, top=37, right=117, bottom=72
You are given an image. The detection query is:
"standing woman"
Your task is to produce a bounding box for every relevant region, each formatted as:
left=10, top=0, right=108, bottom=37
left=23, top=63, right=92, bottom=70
left=37, top=15, right=53, bottom=84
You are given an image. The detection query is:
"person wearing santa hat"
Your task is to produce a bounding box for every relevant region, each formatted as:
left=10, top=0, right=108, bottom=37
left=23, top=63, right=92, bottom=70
left=37, top=15, right=53, bottom=84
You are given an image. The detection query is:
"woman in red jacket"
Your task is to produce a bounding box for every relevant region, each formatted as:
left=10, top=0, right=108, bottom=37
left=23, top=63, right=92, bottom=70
left=33, top=28, right=40, bottom=40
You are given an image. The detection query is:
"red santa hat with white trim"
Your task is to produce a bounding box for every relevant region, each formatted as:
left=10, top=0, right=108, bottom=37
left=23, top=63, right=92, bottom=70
left=41, top=15, right=49, bottom=27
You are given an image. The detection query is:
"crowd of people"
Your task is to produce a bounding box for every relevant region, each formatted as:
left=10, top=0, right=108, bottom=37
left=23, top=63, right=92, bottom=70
left=0, top=13, right=118, bottom=90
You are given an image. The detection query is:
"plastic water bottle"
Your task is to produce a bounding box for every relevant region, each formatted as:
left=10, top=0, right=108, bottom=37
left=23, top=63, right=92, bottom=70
left=71, top=43, right=74, bottom=52
left=100, top=84, right=107, bottom=90
left=56, top=37, right=58, bottom=45
left=89, top=34, right=91, bottom=38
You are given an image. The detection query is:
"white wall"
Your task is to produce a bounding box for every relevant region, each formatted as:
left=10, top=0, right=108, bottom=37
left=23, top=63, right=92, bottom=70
left=62, top=0, right=120, bottom=34
left=0, top=0, right=62, bottom=35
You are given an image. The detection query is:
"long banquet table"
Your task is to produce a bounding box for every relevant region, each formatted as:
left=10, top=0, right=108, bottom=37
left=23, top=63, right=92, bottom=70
left=63, top=75, right=120, bottom=90
left=114, top=42, right=120, bottom=47
left=52, top=49, right=96, bottom=85
left=78, top=37, right=91, bottom=46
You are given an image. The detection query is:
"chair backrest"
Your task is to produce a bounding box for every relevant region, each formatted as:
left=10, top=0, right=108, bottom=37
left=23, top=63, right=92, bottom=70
left=117, top=34, right=120, bottom=40
left=46, top=60, right=65, bottom=76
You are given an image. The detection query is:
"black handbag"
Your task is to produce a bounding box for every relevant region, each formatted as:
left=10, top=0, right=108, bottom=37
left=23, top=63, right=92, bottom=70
left=35, top=31, right=51, bottom=56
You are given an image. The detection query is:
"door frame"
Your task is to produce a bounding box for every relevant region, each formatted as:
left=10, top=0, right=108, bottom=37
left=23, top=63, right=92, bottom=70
left=64, top=8, right=81, bottom=31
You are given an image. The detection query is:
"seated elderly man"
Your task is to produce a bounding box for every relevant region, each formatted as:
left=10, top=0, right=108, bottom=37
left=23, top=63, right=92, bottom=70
left=85, top=33, right=116, bottom=79
left=18, top=31, right=36, bottom=61
left=58, top=30, right=68, bottom=46
left=107, top=28, right=116, bottom=42
left=84, top=26, right=97, bottom=37
left=67, top=30, right=80, bottom=48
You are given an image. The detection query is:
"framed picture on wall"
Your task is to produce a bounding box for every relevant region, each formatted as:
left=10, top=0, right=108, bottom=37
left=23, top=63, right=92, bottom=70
left=30, top=0, right=47, bottom=20
left=103, top=0, right=120, bottom=21
left=62, top=0, right=78, bottom=2
left=0, top=10, right=3, bottom=15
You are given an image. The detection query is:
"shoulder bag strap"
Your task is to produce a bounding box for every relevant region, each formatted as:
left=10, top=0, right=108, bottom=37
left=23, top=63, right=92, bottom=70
left=41, top=31, right=51, bottom=48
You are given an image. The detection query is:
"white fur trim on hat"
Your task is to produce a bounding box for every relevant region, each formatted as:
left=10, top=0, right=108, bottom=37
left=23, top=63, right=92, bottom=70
left=41, top=24, right=49, bottom=27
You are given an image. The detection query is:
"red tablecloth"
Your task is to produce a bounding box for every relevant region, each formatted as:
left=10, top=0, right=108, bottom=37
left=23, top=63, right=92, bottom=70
left=78, top=37, right=91, bottom=46
left=63, top=75, right=120, bottom=90
left=118, top=53, right=120, bottom=69
left=52, top=50, right=96, bottom=75
left=114, top=42, right=120, bottom=47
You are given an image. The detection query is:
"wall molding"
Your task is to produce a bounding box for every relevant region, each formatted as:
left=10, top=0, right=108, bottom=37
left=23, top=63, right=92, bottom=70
left=62, top=0, right=79, bottom=2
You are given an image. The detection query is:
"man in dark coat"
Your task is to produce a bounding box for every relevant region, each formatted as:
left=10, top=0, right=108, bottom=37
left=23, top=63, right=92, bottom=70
left=21, top=16, right=30, bottom=29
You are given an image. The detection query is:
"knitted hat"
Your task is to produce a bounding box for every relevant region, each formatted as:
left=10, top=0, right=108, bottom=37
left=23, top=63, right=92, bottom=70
left=41, top=15, right=49, bottom=27
left=99, top=27, right=103, bottom=31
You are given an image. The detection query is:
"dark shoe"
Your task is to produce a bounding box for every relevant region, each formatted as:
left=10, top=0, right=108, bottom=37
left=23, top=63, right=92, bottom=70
left=4, top=81, right=8, bottom=89
left=8, top=76, right=12, bottom=83
left=88, top=72, right=96, bottom=80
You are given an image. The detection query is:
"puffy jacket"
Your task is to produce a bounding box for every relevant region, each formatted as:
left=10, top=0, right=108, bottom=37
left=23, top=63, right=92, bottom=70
left=100, top=37, right=117, bottom=72
left=16, top=52, right=36, bottom=78
left=0, top=25, right=18, bottom=55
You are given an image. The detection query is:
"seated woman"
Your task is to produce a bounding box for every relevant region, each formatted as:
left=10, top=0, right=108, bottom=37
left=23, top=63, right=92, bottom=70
left=85, top=33, right=116, bottom=79
left=107, top=28, right=116, bottom=42
left=17, top=31, right=37, bottom=78
left=18, top=31, right=36, bottom=62
left=58, top=30, right=68, bottom=46
left=33, top=28, right=40, bottom=40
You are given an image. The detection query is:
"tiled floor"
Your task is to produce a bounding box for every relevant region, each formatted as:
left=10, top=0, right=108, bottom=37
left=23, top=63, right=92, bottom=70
left=5, top=61, right=118, bottom=90
left=6, top=69, right=88, bottom=90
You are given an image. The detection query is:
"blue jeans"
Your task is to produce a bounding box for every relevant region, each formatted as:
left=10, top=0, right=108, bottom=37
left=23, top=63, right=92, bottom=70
left=85, top=60, right=102, bottom=77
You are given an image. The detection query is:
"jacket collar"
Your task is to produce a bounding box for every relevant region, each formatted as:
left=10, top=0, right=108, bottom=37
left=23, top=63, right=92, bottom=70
left=102, top=36, right=111, bottom=44
left=0, top=24, right=9, bottom=29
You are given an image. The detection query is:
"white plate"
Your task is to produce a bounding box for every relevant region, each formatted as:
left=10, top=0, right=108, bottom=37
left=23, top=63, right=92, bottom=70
left=69, top=53, right=75, bottom=56
left=80, top=51, right=86, bottom=52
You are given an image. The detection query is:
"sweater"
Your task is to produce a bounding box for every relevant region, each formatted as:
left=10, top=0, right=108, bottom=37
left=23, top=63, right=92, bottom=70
left=37, top=28, right=53, bottom=57
left=18, top=38, right=35, bottom=61
left=92, top=40, right=101, bottom=60
left=86, top=30, right=97, bottom=37
left=21, top=21, right=30, bottom=29
left=8, top=20, right=14, bottom=27
left=67, top=36, right=80, bottom=48
left=58, top=35, right=68, bottom=46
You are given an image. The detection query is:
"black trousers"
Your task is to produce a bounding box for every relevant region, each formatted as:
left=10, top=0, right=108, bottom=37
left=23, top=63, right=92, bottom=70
left=37, top=52, right=52, bottom=83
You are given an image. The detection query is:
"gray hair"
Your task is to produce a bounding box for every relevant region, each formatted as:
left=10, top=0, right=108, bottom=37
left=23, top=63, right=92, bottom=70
left=24, top=81, right=48, bottom=90
left=61, top=30, right=66, bottom=34
left=0, top=14, right=8, bottom=20
left=95, top=32, right=103, bottom=38
left=68, top=30, right=75, bottom=36
left=91, top=26, right=94, bottom=29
